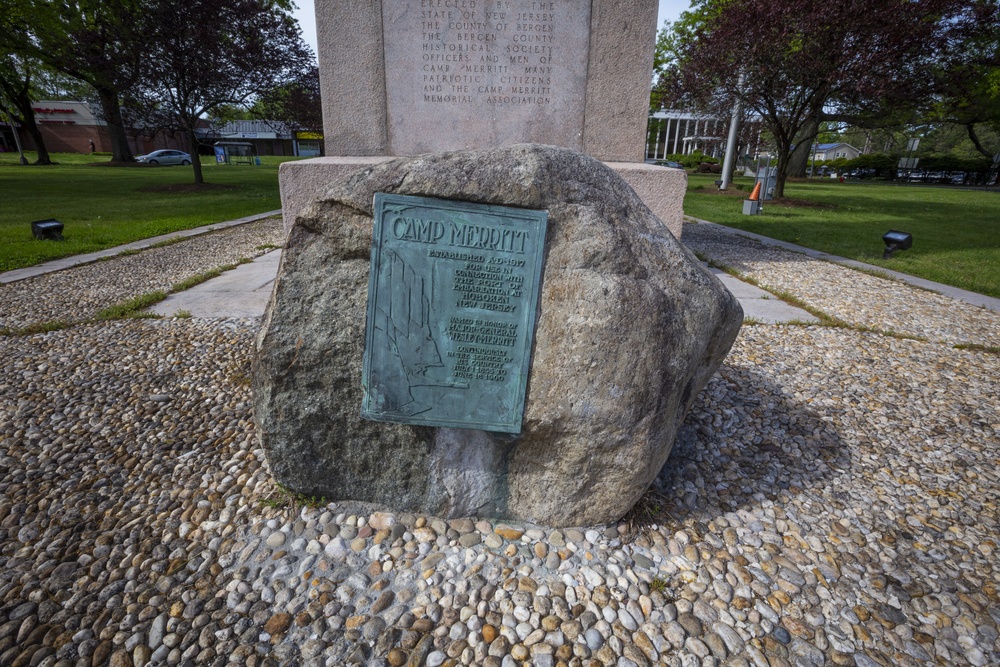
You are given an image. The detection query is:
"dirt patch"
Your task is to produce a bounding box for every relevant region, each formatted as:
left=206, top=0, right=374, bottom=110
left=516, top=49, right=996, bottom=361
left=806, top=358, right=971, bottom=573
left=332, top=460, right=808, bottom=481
left=138, top=183, right=237, bottom=194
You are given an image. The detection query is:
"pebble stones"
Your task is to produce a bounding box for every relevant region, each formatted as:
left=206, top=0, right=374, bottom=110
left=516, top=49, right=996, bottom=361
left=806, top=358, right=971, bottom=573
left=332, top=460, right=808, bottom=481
left=683, top=221, right=1000, bottom=348
left=0, top=217, right=998, bottom=666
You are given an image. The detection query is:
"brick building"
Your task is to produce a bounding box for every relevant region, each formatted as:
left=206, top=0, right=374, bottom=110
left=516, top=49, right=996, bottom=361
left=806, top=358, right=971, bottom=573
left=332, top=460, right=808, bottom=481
left=2, top=101, right=191, bottom=155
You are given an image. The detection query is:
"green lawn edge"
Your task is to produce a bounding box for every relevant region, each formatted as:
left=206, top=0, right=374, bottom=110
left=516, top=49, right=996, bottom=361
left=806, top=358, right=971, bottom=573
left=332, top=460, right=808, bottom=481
left=683, top=173, right=1000, bottom=299
left=0, top=152, right=297, bottom=272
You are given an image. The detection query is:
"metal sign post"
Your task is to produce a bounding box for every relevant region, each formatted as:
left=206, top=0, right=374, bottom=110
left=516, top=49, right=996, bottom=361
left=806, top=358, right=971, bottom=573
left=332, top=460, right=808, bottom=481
left=4, top=109, right=28, bottom=165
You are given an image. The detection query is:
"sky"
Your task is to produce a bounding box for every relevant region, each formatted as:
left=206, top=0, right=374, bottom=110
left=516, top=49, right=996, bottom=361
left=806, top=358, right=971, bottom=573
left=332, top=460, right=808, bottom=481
left=291, top=0, right=691, bottom=58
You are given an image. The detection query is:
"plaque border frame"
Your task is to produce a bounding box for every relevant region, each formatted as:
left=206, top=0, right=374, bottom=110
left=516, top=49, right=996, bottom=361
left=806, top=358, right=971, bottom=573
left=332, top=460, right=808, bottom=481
left=361, top=193, right=548, bottom=433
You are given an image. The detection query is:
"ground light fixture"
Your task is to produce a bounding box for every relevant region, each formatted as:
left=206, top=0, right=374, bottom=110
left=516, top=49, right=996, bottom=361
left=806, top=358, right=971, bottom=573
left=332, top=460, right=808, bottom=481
left=882, top=230, right=912, bottom=259
left=31, top=219, right=64, bottom=241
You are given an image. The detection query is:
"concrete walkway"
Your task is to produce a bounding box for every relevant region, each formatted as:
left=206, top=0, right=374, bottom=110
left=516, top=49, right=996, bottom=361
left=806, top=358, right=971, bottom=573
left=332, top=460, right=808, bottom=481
left=10, top=210, right=996, bottom=323
left=708, top=266, right=819, bottom=324
left=151, top=245, right=820, bottom=323
left=149, top=249, right=282, bottom=318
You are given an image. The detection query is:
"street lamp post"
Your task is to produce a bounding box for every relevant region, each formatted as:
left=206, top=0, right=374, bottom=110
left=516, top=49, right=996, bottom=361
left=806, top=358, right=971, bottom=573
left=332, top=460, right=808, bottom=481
left=719, top=74, right=745, bottom=191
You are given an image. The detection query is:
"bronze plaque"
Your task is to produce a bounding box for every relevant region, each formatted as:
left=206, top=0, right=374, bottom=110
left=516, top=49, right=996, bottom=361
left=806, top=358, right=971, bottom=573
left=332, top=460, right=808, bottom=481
left=362, top=193, right=547, bottom=433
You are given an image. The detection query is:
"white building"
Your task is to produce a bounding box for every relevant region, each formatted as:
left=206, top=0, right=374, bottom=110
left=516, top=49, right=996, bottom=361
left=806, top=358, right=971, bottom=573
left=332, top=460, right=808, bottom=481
left=646, top=110, right=764, bottom=161
left=812, top=142, right=861, bottom=161
left=647, top=111, right=724, bottom=159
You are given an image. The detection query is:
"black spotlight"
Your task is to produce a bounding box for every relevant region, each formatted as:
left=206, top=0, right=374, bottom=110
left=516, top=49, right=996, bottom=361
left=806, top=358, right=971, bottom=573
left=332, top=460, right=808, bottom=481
left=31, top=219, right=64, bottom=241
left=882, top=230, right=912, bottom=259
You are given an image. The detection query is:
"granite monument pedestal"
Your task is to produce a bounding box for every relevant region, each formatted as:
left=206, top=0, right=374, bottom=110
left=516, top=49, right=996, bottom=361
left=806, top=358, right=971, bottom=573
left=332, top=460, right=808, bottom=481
left=279, top=0, right=686, bottom=239
left=280, top=157, right=686, bottom=239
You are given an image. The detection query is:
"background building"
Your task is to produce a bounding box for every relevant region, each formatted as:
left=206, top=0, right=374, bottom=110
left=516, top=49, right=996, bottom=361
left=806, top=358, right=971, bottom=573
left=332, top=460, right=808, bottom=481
left=811, top=142, right=861, bottom=161
left=13, top=101, right=110, bottom=154
left=2, top=103, right=322, bottom=158
left=196, top=120, right=323, bottom=157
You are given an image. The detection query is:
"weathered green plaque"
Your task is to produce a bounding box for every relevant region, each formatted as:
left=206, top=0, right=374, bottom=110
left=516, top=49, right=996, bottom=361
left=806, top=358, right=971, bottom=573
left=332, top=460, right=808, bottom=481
left=361, top=193, right=548, bottom=433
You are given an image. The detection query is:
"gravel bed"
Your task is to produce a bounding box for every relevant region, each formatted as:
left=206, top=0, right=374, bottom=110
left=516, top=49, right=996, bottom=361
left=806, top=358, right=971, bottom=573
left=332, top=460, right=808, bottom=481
left=0, top=218, right=284, bottom=331
left=682, top=221, right=1000, bottom=348
left=0, top=221, right=997, bottom=666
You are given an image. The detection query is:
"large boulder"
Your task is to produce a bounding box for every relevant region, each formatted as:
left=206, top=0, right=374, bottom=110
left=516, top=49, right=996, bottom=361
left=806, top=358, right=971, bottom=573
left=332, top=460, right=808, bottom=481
left=253, top=144, right=742, bottom=527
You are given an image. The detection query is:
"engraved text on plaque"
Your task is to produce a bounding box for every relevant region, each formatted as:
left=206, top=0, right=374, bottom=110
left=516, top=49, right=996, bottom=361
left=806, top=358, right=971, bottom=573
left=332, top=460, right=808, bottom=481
left=362, top=193, right=548, bottom=433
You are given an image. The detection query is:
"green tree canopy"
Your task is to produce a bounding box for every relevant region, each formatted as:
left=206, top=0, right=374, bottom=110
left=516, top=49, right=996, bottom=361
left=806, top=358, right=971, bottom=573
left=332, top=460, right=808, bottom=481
left=127, top=0, right=312, bottom=184
left=249, top=65, right=322, bottom=132
left=6, top=0, right=147, bottom=161
left=654, top=0, right=993, bottom=197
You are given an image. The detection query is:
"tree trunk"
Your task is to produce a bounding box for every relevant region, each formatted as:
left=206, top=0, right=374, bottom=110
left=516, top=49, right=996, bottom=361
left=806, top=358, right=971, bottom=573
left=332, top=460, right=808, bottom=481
left=20, top=106, right=51, bottom=165
left=96, top=87, right=135, bottom=162
left=0, top=71, right=52, bottom=164
left=773, top=160, right=788, bottom=198
left=966, top=123, right=994, bottom=160
left=188, top=128, right=204, bottom=184
left=773, top=138, right=793, bottom=199
left=788, top=113, right=821, bottom=178
left=8, top=98, right=52, bottom=165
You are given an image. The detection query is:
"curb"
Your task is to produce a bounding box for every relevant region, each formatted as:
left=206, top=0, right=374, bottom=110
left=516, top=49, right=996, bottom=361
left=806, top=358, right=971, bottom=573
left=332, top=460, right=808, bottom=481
left=686, top=217, right=1000, bottom=313
left=0, top=210, right=281, bottom=285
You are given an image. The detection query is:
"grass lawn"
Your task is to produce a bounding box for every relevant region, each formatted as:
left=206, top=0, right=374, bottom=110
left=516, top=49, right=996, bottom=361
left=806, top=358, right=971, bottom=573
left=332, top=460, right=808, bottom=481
left=683, top=173, right=1000, bottom=299
left=0, top=151, right=298, bottom=272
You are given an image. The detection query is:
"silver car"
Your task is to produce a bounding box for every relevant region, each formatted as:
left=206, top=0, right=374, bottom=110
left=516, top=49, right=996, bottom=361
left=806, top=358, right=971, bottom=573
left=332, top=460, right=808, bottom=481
left=136, top=149, right=192, bottom=166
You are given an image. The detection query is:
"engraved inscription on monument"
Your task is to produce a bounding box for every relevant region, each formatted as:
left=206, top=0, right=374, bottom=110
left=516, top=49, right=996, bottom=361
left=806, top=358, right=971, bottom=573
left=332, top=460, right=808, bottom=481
left=362, top=193, right=547, bottom=433
left=383, top=0, right=592, bottom=155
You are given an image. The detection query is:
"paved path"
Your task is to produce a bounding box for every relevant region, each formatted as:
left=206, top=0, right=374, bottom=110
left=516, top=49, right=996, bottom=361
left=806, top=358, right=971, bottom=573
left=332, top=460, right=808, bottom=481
left=708, top=267, right=819, bottom=324
left=150, top=249, right=282, bottom=318
left=149, top=235, right=822, bottom=323
left=151, top=217, right=1000, bottom=322
left=6, top=211, right=997, bottom=324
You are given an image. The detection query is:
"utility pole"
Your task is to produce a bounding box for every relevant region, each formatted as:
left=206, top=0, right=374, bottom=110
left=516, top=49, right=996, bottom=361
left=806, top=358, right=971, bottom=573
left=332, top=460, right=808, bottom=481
left=719, top=74, right=744, bottom=191
left=3, top=108, right=28, bottom=165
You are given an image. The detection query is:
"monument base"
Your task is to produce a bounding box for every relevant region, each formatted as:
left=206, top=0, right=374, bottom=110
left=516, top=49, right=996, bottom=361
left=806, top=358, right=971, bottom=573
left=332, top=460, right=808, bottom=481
left=279, top=155, right=687, bottom=240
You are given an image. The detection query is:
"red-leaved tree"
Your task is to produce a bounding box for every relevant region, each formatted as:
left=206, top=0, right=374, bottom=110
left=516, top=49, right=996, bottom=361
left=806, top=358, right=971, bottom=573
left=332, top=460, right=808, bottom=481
left=656, top=0, right=986, bottom=197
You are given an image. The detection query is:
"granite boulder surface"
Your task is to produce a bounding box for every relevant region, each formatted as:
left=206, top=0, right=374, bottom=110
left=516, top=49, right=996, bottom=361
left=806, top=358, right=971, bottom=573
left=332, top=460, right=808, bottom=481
left=253, top=144, right=742, bottom=526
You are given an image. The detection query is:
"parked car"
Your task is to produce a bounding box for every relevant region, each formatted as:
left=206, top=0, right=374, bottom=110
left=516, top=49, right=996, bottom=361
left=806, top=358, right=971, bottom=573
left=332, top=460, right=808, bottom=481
left=656, top=160, right=684, bottom=169
left=136, top=150, right=192, bottom=166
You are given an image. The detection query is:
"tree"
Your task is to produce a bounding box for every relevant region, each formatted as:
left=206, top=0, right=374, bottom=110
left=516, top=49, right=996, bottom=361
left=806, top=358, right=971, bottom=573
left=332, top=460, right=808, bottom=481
left=8, top=0, right=146, bottom=162
left=31, top=66, right=97, bottom=103
left=129, top=0, right=311, bottom=184
left=0, top=55, right=52, bottom=164
left=250, top=65, right=322, bottom=132
left=931, top=1, right=1000, bottom=168
left=649, top=1, right=721, bottom=112
left=655, top=0, right=976, bottom=197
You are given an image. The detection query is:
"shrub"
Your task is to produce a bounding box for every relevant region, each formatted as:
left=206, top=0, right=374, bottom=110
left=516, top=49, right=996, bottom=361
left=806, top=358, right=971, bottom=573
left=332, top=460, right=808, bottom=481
left=664, top=151, right=720, bottom=169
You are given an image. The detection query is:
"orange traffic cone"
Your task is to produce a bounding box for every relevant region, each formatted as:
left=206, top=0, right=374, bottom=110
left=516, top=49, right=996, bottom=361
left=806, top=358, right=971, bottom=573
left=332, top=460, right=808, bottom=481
left=748, top=181, right=762, bottom=201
